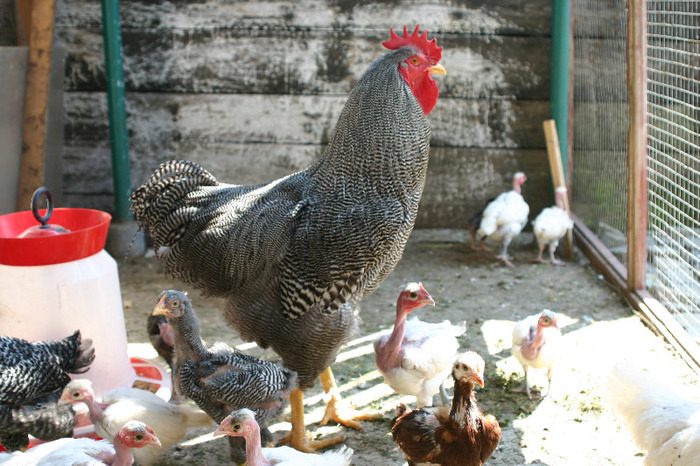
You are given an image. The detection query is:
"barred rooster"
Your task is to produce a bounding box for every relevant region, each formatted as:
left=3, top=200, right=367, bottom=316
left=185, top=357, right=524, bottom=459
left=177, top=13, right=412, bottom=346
left=153, top=290, right=297, bottom=464
left=0, top=331, right=94, bottom=450
left=130, top=25, right=445, bottom=453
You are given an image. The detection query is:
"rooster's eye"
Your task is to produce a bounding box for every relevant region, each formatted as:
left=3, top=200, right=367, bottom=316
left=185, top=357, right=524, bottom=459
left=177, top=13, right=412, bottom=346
left=172, top=300, right=180, bottom=308
left=410, top=57, right=420, bottom=65
left=410, top=292, right=417, bottom=299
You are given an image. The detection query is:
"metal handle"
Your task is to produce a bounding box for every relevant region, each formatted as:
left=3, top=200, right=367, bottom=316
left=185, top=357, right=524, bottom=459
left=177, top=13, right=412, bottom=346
left=30, top=187, right=53, bottom=228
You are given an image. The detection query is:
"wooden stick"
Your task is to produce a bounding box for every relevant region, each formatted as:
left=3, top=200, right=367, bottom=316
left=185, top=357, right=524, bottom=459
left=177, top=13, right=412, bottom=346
left=543, top=119, right=573, bottom=256
left=16, top=0, right=56, bottom=211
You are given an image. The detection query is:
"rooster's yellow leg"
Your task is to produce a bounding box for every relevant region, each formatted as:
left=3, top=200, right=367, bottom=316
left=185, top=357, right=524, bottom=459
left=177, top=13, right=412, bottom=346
left=277, top=387, right=346, bottom=452
left=318, top=367, right=380, bottom=430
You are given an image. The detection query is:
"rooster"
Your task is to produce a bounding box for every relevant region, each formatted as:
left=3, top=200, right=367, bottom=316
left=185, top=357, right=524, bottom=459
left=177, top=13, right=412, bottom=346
left=152, top=290, right=298, bottom=464
left=476, top=172, right=530, bottom=266
left=511, top=309, right=562, bottom=399
left=130, top=25, right=445, bottom=452
left=58, top=378, right=213, bottom=466
left=214, top=408, right=354, bottom=466
left=605, top=362, right=700, bottom=466
left=532, top=186, right=573, bottom=265
left=0, top=331, right=94, bottom=451
left=391, top=351, right=501, bottom=465
left=374, top=282, right=466, bottom=407
left=0, top=420, right=161, bottom=466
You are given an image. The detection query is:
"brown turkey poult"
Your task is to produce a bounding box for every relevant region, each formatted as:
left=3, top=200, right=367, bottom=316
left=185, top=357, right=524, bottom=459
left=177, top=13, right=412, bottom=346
left=130, top=25, right=446, bottom=453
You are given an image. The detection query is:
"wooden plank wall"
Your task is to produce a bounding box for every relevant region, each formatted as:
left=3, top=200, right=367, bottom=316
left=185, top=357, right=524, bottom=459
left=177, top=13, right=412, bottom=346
left=54, top=0, right=556, bottom=228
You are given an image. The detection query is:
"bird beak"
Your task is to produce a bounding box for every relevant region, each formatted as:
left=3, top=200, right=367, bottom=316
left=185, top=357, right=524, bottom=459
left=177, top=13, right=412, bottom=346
left=152, top=295, right=169, bottom=317
left=417, top=283, right=436, bottom=307
left=146, top=431, right=162, bottom=448
left=213, top=416, right=231, bottom=437
left=429, top=64, right=446, bottom=76
left=471, top=374, right=485, bottom=388
left=57, top=392, right=71, bottom=406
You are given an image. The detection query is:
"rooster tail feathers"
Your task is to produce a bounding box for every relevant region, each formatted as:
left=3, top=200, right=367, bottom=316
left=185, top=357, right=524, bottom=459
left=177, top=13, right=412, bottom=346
left=130, top=160, right=219, bottom=237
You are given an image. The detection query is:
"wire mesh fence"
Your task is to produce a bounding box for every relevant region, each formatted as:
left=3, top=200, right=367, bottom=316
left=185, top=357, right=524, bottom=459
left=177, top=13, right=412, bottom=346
left=646, top=0, right=700, bottom=337
left=573, top=0, right=700, bottom=339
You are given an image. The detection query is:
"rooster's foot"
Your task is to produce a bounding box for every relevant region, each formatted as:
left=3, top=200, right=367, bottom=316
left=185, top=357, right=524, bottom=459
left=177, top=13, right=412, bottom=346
left=276, top=430, right=346, bottom=453
left=320, top=390, right=380, bottom=430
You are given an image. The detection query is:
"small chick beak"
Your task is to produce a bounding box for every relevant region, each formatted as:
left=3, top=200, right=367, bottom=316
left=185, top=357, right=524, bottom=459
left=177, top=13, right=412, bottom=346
left=213, top=415, right=232, bottom=437
left=152, top=295, right=169, bottom=317
left=146, top=431, right=162, bottom=448
left=57, top=393, right=71, bottom=406
left=429, top=64, right=447, bottom=76
left=146, top=432, right=162, bottom=448
left=470, top=374, right=485, bottom=388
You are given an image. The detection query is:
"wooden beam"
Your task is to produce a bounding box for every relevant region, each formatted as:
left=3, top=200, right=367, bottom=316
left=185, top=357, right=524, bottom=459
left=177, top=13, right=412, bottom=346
left=626, top=0, right=649, bottom=291
left=16, top=0, right=56, bottom=211
left=543, top=119, right=573, bottom=255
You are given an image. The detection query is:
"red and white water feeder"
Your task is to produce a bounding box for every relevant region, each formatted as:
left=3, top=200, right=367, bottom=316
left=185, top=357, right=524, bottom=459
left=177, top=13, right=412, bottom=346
left=0, top=188, right=134, bottom=397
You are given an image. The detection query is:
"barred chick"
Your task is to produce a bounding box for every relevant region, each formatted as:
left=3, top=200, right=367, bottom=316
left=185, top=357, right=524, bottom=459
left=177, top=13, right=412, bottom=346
left=153, top=290, right=297, bottom=465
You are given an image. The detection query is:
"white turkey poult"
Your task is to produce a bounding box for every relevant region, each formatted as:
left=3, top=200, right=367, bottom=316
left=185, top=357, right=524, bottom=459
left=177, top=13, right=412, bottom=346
left=0, top=420, right=161, bottom=466
left=374, top=283, right=466, bottom=407
left=58, top=379, right=214, bottom=466
left=511, top=309, right=562, bottom=399
left=214, top=408, right=353, bottom=466
left=605, top=361, right=700, bottom=466
left=532, top=186, right=573, bottom=265
left=476, top=172, right=530, bottom=267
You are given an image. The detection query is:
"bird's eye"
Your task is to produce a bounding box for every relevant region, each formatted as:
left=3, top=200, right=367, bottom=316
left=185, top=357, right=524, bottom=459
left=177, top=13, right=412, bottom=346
left=234, top=424, right=240, bottom=430
left=135, top=435, right=143, bottom=441
left=410, top=291, right=418, bottom=299
left=73, top=392, right=80, bottom=398
left=410, top=57, right=420, bottom=65
left=542, top=317, right=550, bottom=324
left=172, top=300, right=179, bottom=307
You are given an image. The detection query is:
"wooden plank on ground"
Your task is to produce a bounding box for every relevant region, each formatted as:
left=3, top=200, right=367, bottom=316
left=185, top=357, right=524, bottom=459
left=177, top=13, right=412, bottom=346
left=16, top=0, right=56, bottom=211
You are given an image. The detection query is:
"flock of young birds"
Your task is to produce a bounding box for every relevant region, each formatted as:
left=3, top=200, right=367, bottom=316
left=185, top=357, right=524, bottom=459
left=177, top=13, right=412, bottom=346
left=1, top=24, right=698, bottom=466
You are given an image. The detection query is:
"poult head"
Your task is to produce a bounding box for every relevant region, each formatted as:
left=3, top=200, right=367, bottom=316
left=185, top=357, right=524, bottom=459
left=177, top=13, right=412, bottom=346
left=214, top=409, right=257, bottom=439
left=58, top=378, right=95, bottom=406
left=452, top=351, right=486, bottom=388
left=117, top=420, right=162, bottom=449
left=152, top=290, right=189, bottom=319
left=397, top=282, right=435, bottom=315
left=538, top=309, right=559, bottom=329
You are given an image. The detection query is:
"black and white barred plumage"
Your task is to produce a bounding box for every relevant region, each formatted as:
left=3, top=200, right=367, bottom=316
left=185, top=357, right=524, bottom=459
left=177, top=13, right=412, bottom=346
left=130, top=45, right=431, bottom=393
left=153, top=290, right=297, bottom=464
left=0, top=331, right=94, bottom=450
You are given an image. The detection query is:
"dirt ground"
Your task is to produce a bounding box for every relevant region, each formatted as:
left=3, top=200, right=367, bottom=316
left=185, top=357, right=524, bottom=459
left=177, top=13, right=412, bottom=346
left=116, top=229, right=698, bottom=465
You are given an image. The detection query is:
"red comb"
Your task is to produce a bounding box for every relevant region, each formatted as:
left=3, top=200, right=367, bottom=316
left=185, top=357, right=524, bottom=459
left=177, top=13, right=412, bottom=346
left=382, top=25, right=442, bottom=62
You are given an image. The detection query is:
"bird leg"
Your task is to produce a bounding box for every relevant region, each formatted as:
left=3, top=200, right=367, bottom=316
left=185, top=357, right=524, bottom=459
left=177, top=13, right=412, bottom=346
left=318, top=367, right=380, bottom=429
left=276, top=387, right=346, bottom=453
left=496, top=241, right=514, bottom=267
left=531, top=244, right=546, bottom=263
left=548, top=243, right=564, bottom=265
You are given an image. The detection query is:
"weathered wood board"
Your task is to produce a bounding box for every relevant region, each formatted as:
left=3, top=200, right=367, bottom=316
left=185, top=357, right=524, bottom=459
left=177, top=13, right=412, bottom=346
left=54, top=0, right=611, bottom=229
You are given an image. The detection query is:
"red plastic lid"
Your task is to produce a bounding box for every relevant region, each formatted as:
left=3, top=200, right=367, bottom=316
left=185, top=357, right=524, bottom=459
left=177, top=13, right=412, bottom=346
left=0, top=208, right=111, bottom=266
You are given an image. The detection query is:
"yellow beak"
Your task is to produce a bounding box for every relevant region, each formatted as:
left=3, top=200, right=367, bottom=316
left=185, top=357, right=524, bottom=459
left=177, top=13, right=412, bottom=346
left=152, top=295, right=169, bottom=316
left=429, top=64, right=446, bottom=76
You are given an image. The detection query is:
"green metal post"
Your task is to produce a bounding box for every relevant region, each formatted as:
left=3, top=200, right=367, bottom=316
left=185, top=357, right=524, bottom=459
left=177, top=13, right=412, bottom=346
left=550, top=0, right=571, bottom=177
left=101, top=0, right=132, bottom=222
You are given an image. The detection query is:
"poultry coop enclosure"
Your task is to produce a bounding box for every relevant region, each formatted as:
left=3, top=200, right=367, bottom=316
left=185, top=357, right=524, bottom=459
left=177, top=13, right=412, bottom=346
left=571, top=0, right=700, bottom=368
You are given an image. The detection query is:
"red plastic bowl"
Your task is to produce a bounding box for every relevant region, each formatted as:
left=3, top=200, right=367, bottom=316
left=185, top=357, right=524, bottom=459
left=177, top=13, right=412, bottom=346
left=0, top=208, right=111, bottom=266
